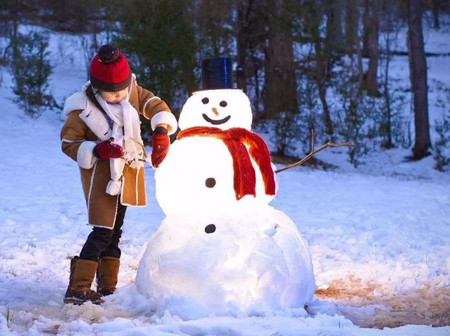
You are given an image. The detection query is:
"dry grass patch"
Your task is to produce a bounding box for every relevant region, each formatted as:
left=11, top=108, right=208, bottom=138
left=315, top=276, right=450, bottom=328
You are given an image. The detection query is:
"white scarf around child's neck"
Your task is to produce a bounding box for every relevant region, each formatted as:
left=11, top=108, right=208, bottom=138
left=95, top=91, right=144, bottom=196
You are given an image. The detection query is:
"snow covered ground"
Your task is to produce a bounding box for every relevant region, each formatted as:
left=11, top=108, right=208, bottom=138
left=0, top=20, right=449, bottom=336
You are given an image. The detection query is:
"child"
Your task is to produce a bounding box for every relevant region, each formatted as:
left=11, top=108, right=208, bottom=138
left=60, top=44, right=177, bottom=305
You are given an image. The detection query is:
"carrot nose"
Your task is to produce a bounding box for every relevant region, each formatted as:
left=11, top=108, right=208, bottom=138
left=212, top=107, right=219, bottom=116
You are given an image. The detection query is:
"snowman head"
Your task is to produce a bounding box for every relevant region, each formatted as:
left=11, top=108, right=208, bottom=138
left=178, top=89, right=253, bottom=131
left=178, top=57, right=253, bottom=131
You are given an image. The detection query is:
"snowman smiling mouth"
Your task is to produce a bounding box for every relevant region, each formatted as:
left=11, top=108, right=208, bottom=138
left=202, top=113, right=231, bottom=125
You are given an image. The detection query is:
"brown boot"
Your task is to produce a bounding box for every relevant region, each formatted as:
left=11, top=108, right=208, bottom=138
left=64, top=257, right=104, bottom=305
left=97, top=256, right=120, bottom=296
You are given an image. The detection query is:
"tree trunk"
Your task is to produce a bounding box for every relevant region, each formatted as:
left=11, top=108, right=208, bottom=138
left=10, top=0, right=19, bottom=59
left=407, top=0, right=431, bottom=159
left=433, top=0, right=440, bottom=29
left=365, top=0, right=379, bottom=96
left=345, top=0, right=358, bottom=54
left=316, top=74, right=333, bottom=138
left=318, top=2, right=338, bottom=138
left=236, top=1, right=249, bottom=93
left=325, top=0, right=343, bottom=50
left=307, top=0, right=335, bottom=138
left=263, top=0, right=298, bottom=119
left=236, top=0, right=265, bottom=117
left=362, top=0, right=370, bottom=57
left=251, top=52, right=262, bottom=117
left=382, top=5, right=393, bottom=149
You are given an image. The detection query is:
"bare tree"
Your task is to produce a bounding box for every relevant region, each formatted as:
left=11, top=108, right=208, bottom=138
left=326, top=0, right=343, bottom=49
left=380, top=1, right=394, bottom=148
left=362, top=0, right=370, bottom=57
left=432, top=0, right=441, bottom=29
left=407, top=0, right=431, bottom=159
left=304, top=0, right=337, bottom=138
left=364, top=0, right=380, bottom=97
left=345, top=0, right=358, bottom=54
left=236, top=0, right=266, bottom=116
left=262, top=0, right=298, bottom=119
left=236, top=0, right=251, bottom=93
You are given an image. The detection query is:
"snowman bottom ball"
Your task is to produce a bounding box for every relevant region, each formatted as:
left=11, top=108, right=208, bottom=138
left=135, top=206, right=316, bottom=315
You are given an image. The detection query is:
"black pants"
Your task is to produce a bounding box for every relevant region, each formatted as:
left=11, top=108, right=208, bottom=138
left=79, top=202, right=127, bottom=261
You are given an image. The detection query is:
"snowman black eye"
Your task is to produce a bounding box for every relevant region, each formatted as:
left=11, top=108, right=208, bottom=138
left=205, top=224, right=216, bottom=234
left=219, top=100, right=228, bottom=107
left=202, top=97, right=209, bottom=104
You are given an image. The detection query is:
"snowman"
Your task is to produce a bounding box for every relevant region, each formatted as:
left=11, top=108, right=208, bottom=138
left=136, top=58, right=315, bottom=315
left=154, top=58, right=276, bottom=217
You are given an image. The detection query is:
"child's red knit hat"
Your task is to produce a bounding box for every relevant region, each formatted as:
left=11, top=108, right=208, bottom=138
left=89, top=44, right=131, bottom=92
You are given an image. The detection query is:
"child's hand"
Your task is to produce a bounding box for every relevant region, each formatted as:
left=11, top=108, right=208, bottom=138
left=151, top=127, right=170, bottom=168
left=94, top=139, right=124, bottom=159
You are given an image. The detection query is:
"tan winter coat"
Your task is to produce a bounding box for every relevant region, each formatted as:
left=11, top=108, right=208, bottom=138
left=60, top=76, right=176, bottom=229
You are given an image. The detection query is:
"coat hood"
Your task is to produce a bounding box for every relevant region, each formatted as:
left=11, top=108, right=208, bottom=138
left=62, top=83, right=90, bottom=117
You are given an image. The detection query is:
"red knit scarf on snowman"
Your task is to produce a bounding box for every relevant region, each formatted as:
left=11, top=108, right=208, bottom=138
left=177, top=127, right=276, bottom=200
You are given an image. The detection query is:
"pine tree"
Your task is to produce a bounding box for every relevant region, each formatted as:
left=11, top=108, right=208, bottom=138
left=9, top=31, right=56, bottom=118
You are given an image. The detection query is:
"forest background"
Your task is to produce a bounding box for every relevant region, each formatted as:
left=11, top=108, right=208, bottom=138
left=1, top=0, right=450, bottom=169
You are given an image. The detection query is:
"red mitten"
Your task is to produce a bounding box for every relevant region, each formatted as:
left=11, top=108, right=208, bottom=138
left=95, top=139, right=124, bottom=159
left=151, top=134, right=170, bottom=168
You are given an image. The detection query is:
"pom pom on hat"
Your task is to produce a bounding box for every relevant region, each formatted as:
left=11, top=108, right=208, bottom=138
left=98, top=44, right=120, bottom=64
left=90, top=44, right=131, bottom=92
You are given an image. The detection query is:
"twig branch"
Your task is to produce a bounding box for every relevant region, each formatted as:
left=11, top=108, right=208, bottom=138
left=275, top=140, right=353, bottom=174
